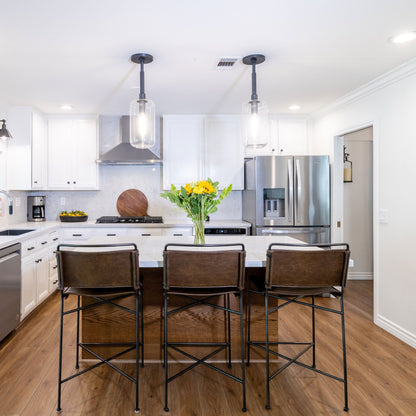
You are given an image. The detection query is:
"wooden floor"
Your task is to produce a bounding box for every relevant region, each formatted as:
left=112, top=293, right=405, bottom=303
left=1, top=281, right=416, bottom=415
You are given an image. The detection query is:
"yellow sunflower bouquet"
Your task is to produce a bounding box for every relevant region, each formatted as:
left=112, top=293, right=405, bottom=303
left=161, top=178, right=232, bottom=244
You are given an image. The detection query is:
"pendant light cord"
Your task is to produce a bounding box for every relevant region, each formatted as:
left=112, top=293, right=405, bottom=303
left=251, top=57, right=258, bottom=101
left=139, top=58, right=146, bottom=100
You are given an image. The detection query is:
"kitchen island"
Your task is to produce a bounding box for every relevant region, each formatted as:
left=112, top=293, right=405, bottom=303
left=66, top=235, right=303, bottom=362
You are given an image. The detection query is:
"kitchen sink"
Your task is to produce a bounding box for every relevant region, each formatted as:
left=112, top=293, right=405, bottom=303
left=0, top=229, right=34, bottom=236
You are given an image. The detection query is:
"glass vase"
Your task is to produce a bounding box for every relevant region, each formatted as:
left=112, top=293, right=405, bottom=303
left=193, top=217, right=205, bottom=245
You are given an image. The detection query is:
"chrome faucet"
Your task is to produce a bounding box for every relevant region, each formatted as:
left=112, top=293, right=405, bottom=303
left=0, top=190, right=13, bottom=215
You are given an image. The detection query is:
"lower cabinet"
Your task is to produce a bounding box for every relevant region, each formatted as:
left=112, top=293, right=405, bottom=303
left=20, top=229, right=60, bottom=320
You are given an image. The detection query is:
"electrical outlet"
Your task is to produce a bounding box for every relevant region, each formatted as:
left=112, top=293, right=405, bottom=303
left=349, top=259, right=354, bottom=268
left=60, top=197, right=66, bottom=206
left=15, top=197, right=21, bottom=207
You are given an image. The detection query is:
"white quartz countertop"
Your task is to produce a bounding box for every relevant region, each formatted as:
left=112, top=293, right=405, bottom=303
left=60, top=235, right=304, bottom=268
left=0, top=220, right=251, bottom=250
left=59, top=219, right=251, bottom=229
left=0, top=222, right=60, bottom=250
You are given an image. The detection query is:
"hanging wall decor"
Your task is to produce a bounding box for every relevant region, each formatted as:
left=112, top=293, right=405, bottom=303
left=343, top=145, right=353, bottom=182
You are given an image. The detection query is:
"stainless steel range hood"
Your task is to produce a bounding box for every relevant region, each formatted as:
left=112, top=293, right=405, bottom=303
left=97, top=115, right=162, bottom=165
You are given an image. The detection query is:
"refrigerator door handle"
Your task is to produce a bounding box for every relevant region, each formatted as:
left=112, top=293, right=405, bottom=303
left=295, top=159, right=302, bottom=222
left=288, top=158, right=293, bottom=223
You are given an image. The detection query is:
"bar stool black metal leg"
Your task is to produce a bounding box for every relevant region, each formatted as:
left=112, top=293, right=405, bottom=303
left=140, top=290, right=144, bottom=368
left=340, top=295, right=349, bottom=412
left=239, top=292, right=247, bottom=412
left=163, top=292, right=169, bottom=412
left=312, top=295, right=316, bottom=368
left=265, top=290, right=271, bottom=410
left=247, top=281, right=252, bottom=366
left=75, top=295, right=80, bottom=369
left=57, top=293, right=64, bottom=413
left=227, top=293, right=232, bottom=368
left=135, top=294, right=140, bottom=413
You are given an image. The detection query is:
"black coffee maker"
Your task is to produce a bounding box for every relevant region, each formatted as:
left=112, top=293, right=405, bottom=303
left=27, top=196, right=46, bottom=222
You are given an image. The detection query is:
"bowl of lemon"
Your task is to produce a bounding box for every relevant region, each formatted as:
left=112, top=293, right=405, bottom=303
left=59, top=210, right=88, bottom=222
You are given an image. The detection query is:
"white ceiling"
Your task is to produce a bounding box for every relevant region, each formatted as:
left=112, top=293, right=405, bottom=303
left=1, top=0, right=416, bottom=116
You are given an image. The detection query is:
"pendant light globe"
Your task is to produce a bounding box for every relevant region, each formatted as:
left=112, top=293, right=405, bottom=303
left=130, top=53, right=156, bottom=149
left=242, top=54, right=269, bottom=149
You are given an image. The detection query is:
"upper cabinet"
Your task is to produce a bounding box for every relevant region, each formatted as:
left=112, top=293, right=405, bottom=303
left=6, top=106, right=47, bottom=190
left=163, top=115, right=244, bottom=190
left=47, top=116, right=98, bottom=190
left=244, top=117, right=308, bottom=157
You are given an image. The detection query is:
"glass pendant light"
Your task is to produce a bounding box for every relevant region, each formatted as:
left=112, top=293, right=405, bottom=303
left=242, top=54, right=269, bottom=149
left=130, top=53, right=156, bottom=149
left=0, top=119, right=13, bottom=141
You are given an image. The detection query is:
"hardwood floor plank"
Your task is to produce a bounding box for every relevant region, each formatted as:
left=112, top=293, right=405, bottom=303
left=1, top=281, right=416, bottom=415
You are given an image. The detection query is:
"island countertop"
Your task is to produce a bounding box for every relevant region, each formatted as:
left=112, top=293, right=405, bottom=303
left=65, top=234, right=304, bottom=268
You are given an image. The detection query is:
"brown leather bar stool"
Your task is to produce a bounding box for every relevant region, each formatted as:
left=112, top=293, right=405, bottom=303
left=56, top=243, right=143, bottom=413
left=247, top=243, right=350, bottom=411
left=163, top=243, right=247, bottom=412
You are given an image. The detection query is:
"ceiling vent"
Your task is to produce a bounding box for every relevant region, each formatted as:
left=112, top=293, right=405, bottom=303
left=217, top=58, right=238, bottom=69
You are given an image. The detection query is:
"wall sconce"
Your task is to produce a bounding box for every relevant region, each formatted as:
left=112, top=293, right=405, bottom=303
left=343, top=145, right=352, bottom=182
left=129, top=53, right=155, bottom=149
left=242, top=54, right=269, bottom=149
left=0, top=119, right=13, bottom=141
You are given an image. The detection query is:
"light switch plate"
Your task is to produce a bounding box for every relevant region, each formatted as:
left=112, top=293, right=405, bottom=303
left=379, top=209, right=388, bottom=224
left=60, top=197, right=66, bottom=206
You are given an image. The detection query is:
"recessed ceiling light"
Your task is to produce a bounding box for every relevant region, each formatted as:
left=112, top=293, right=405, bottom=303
left=60, top=105, right=73, bottom=110
left=288, top=104, right=301, bottom=111
left=391, top=31, right=416, bottom=44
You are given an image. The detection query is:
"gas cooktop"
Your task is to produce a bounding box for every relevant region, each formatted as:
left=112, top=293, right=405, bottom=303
left=96, top=216, right=163, bottom=224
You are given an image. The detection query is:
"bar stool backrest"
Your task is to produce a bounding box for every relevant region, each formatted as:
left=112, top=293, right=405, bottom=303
left=163, top=244, right=246, bottom=291
left=266, top=243, right=350, bottom=290
left=56, top=244, right=139, bottom=290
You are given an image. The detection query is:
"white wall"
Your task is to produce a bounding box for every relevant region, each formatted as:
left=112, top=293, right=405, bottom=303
left=310, top=60, right=416, bottom=348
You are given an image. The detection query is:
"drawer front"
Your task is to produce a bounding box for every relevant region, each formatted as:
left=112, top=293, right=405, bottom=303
left=21, top=239, right=40, bottom=257
left=62, top=229, right=92, bottom=241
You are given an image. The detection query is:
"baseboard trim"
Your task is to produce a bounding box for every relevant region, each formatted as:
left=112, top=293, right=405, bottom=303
left=375, top=315, right=416, bottom=349
left=348, top=272, right=373, bottom=280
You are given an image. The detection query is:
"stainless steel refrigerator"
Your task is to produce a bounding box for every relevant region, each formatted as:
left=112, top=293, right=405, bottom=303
left=242, top=155, right=330, bottom=243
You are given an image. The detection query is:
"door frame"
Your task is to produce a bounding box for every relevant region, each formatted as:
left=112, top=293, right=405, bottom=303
left=332, top=119, right=379, bottom=322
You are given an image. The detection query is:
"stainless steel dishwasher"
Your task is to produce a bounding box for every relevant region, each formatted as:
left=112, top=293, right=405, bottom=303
left=0, top=243, right=21, bottom=342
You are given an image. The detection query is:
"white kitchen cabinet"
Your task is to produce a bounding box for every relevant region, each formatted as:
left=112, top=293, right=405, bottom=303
left=204, top=116, right=244, bottom=190
left=6, top=106, right=47, bottom=190
left=47, top=116, right=98, bottom=190
left=162, top=115, right=244, bottom=190
left=21, top=256, right=37, bottom=319
left=244, top=117, right=308, bottom=157
left=20, top=229, right=60, bottom=320
left=162, top=115, right=204, bottom=189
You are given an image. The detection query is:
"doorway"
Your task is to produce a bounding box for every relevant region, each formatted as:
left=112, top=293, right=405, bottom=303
left=341, top=127, right=373, bottom=279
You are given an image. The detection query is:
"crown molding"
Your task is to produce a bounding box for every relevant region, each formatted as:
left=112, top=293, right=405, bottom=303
left=313, top=57, right=416, bottom=118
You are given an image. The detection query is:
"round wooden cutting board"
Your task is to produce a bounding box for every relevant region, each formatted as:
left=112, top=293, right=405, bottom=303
left=116, top=189, right=149, bottom=217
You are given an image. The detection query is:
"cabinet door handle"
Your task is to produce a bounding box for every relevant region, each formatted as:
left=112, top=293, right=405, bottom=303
left=27, top=246, right=35, bottom=251
left=106, top=233, right=116, bottom=236
left=72, top=234, right=82, bottom=237
left=141, top=233, right=151, bottom=236
left=67, top=181, right=70, bottom=184
left=41, top=241, right=48, bottom=245
left=53, top=265, right=58, bottom=270
left=173, top=233, right=183, bottom=236
left=53, top=280, right=58, bottom=284
left=53, top=238, right=59, bottom=241
left=73, top=181, right=76, bottom=184
left=35, top=259, right=42, bottom=263
left=34, top=180, right=38, bottom=184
